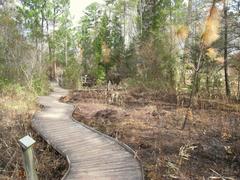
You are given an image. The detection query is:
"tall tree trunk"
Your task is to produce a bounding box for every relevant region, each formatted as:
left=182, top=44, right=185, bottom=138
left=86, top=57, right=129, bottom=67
left=46, top=19, right=53, bottom=80
left=65, top=37, right=68, bottom=66
left=138, top=0, right=143, bottom=35
left=52, top=7, right=57, bottom=80
left=40, top=8, right=44, bottom=72
left=237, top=71, right=240, bottom=100
left=206, top=63, right=210, bottom=95
left=181, top=0, right=192, bottom=85
left=35, top=38, right=39, bottom=62
left=123, top=0, right=126, bottom=47
left=169, top=1, right=173, bottom=53
left=224, top=0, right=231, bottom=97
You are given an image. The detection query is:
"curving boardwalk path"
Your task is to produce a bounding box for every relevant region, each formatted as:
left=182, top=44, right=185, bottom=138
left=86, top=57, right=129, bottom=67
left=32, top=83, right=144, bottom=180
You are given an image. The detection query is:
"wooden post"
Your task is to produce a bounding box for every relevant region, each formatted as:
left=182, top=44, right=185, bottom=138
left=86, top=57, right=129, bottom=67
left=18, top=135, right=38, bottom=180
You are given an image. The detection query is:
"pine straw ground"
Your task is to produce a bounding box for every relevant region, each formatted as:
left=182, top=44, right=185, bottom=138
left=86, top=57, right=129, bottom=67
left=0, top=92, right=67, bottom=180
left=61, top=88, right=240, bottom=180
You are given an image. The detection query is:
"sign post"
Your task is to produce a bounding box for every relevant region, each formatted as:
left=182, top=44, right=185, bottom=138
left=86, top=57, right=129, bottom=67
left=19, top=135, right=38, bottom=180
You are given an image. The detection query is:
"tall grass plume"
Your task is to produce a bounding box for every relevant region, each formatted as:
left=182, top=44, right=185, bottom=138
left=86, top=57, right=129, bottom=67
left=176, top=26, right=189, bottom=41
left=206, top=48, right=218, bottom=60
left=102, top=42, right=111, bottom=64
left=201, top=5, right=221, bottom=46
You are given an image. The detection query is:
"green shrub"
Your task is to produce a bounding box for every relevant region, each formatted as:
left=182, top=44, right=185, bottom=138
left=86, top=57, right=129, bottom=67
left=0, top=83, right=36, bottom=112
left=63, top=59, right=81, bottom=89
left=0, top=78, right=11, bottom=91
left=92, top=66, right=106, bottom=85
left=1, top=83, right=25, bottom=96
left=32, top=74, right=50, bottom=95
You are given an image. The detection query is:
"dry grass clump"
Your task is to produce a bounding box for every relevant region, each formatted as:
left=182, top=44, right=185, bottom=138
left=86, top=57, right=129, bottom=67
left=178, top=143, right=198, bottom=165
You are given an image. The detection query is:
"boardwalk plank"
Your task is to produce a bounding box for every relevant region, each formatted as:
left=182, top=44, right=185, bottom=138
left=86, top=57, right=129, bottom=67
left=32, top=83, right=144, bottom=180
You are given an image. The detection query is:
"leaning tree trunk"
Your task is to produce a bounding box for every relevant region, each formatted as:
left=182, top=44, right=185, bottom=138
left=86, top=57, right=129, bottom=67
left=181, top=48, right=203, bottom=130
left=237, top=71, right=240, bottom=100
left=52, top=7, right=57, bottom=80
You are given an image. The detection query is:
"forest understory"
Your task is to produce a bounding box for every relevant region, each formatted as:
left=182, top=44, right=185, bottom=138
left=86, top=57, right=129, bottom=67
left=61, top=88, right=240, bottom=180
left=0, top=94, right=68, bottom=180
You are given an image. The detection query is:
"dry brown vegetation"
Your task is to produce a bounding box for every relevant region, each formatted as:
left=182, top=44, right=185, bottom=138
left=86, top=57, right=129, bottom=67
left=62, top=88, right=240, bottom=180
left=0, top=93, right=67, bottom=180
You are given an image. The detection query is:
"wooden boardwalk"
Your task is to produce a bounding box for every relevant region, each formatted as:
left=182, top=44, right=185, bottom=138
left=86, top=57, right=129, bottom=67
left=32, top=83, right=144, bottom=180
